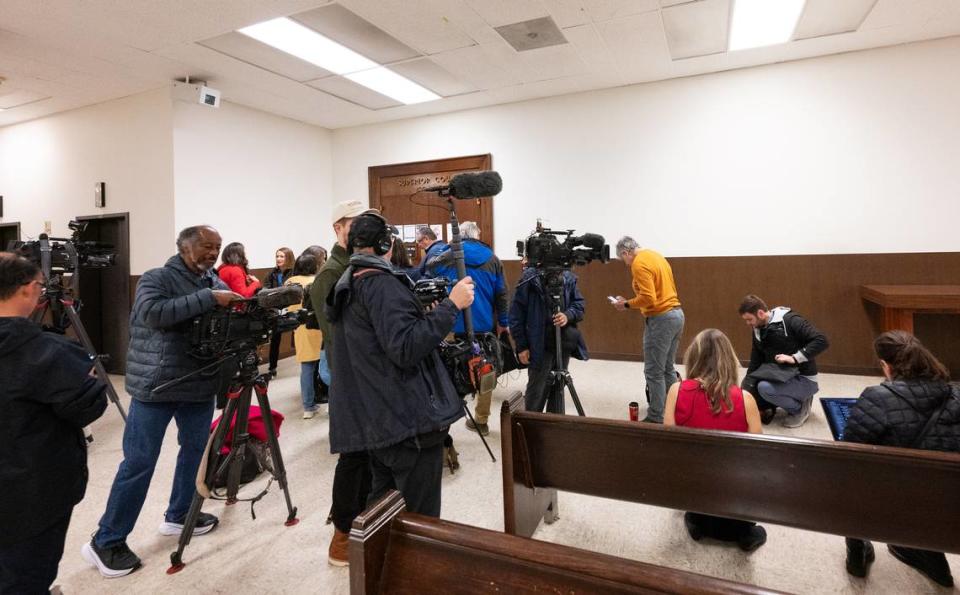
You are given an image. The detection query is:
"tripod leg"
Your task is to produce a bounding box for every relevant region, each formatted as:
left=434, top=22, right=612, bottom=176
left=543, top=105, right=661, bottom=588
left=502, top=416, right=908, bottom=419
left=254, top=383, right=299, bottom=526
left=462, top=402, right=496, bottom=462
left=168, top=393, right=239, bottom=573
left=62, top=302, right=128, bottom=421
left=563, top=373, right=586, bottom=417
left=225, top=385, right=254, bottom=504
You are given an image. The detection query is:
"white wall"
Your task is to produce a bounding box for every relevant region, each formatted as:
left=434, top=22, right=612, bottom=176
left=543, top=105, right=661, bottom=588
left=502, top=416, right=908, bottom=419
left=173, top=99, right=334, bottom=270
left=332, top=36, right=960, bottom=258
left=0, top=88, right=175, bottom=273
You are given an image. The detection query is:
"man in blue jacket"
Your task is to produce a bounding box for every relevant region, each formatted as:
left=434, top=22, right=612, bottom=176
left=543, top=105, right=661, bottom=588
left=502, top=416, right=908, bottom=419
left=82, top=225, right=241, bottom=579
left=510, top=264, right=588, bottom=413
left=412, top=225, right=447, bottom=281
left=327, top=213, right=474, bottom=518
left=427, top=221, right=508, bottom=435
left=0, top=252, right=108, bottom=594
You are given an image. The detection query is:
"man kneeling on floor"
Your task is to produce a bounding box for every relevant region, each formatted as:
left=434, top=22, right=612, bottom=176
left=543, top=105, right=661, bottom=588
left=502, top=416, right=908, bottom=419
left=82, top=226, right=241, bottom=578
left=326, top=213, right=474, bottom=526
left=738, top=294, right=829, bottom=428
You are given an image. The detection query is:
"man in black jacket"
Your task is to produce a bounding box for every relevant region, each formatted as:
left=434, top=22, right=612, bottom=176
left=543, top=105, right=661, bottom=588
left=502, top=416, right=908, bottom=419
left=310, top=200, right=379, bottom=567
left=327, top=213, right=474, bottom=520
left=739, top=294, right=829, bottom=428
left=0, top=252, right=108, bottom=594
left=82, top=226, right=241, bottom=579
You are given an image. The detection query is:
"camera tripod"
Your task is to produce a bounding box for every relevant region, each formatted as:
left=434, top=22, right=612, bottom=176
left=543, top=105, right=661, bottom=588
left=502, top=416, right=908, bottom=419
left=32, top=284, right=128, bottom=422
left=541, top=270, right=585, bottom=416
left=160, top=347, right=299, bottom=573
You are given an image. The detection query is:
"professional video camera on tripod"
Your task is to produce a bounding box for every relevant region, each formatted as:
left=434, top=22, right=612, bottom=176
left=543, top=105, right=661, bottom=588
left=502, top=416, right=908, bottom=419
left=516, top=221, right=609, bottom=416
left=8, top=220, right=126, bottom=423
left=154, top=283, right=309, bottom=573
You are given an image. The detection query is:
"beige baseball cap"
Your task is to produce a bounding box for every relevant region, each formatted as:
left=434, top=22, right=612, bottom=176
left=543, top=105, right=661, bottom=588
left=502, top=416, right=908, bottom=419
left=331, top=200, right=379, bottom=224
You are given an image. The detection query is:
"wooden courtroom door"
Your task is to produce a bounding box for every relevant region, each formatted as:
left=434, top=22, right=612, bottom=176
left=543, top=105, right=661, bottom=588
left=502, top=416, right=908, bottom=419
left=368, top=154, right=494, bottom=265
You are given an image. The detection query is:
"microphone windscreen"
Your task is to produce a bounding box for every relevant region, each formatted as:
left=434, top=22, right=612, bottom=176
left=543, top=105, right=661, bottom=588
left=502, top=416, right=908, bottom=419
left=450, top=171, right=503, bottom=199
left=256, top=284, right=303, bottom=309
left=579, top=233, right=606, bottom=251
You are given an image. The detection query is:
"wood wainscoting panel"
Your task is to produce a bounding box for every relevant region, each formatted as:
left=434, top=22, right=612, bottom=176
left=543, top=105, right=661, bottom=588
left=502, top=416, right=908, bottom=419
left=504, top=252, right=960, bottom=376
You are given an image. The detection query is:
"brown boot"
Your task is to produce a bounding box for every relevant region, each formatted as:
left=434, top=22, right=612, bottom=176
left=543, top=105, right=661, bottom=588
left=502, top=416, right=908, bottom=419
left=444, top=444, right=460, bottom=474
left=328, top=528, right=349, bottom=567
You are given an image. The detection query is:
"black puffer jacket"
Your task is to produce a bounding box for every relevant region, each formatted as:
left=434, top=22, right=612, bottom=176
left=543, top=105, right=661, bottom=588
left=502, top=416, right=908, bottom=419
left=844, top=379, right=960, bottom=452
left=125, top=255, right=228, bottom=402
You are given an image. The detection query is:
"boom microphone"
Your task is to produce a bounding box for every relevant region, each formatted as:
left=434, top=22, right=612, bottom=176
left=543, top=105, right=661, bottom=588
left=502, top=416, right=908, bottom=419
left=423, top=171, right=503, bottom=199
left=253, top=284, right=303, bottom=309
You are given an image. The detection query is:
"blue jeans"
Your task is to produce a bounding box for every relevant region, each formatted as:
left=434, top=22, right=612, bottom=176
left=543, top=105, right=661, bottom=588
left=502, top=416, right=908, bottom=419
left=300, top=360, right=319, bottom=412
left=643, top=307, right=685, bottom=422
left=318, top=350, right=331, bottom=386
left=94, top=398, right=214, bottom=548
left=757, top=377, right=818, bottom=415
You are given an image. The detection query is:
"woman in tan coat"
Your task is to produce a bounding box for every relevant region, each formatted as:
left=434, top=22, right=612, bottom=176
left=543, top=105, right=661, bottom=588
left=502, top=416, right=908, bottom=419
left=284, top=254, right=323, bottom=418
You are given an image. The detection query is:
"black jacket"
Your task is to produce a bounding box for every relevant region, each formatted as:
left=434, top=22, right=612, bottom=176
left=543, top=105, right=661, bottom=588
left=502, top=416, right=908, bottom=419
left=326, top=254, right=463, bottom=453
left=125, top=255, right=228, bottom=402
left=844, top=379, right=960, bottom=452
left=0, top=317, right=108, bottom=546
left=747, top=307, right=829, bottom=377
left=262, top=266, right=293, bottom=290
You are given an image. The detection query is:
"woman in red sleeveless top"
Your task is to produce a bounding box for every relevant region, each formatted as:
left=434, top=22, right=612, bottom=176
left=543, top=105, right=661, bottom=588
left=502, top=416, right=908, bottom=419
left=664, top=328, right=766, bottom=551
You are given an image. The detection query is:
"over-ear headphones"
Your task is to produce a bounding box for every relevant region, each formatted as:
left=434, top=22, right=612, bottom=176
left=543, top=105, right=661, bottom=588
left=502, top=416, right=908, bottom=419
left=355, top=212, right=393, bottom=256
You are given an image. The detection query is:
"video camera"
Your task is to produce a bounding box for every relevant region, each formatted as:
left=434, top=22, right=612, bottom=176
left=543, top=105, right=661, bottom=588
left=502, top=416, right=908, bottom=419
left=517, top=221, right=609, bottom=270
left=9, top=220, right=117, bottom=276
left=413, top=276, right=452, bottom=310
left=190, top=285, right=312, bottom=360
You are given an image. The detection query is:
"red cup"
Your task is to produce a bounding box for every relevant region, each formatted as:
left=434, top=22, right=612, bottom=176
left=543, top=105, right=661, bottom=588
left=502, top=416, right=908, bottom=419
left=629, top=401, right=639, bottom=422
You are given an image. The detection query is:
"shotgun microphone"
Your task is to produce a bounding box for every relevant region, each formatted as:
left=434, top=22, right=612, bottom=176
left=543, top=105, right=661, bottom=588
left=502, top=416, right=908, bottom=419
left=253, top=284, right=303, bottom=309
left=423, top=171, right=503, bottom=199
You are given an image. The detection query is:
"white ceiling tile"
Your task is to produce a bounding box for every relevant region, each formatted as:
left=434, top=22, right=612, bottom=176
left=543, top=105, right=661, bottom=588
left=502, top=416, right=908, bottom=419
left=200, top=32, right=334, bottom=82
left=0, top=89, right=51, bottom=109
left=429, top=42, right=526, bottom=89
left=563, top=23, right=623, bottom=81
left=388, top=58, right=479, bottom=96
left=595, top=10, right=672, bottom=82
left=517, top=43, right=590, bottom=81
left=861, top=0, right=945, bottom=30
left=306, top=76, right=403, bottom=109
left=463, top=0, right=548, bottom=27
left=543, top=0, right=592, bottom=28
left=662, top=0, right=731, bottom=60
left=292, top=4, right=421, bottom=64
left=794, top=0, right=878, bottom=40
left=336, top=0, right=479, bottom=55
left=581, top=0, right=661, bottom=23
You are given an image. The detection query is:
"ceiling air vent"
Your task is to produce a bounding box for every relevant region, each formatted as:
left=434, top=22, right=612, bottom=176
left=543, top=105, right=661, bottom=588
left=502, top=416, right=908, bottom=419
left=495, top=16, right=568, bottom=52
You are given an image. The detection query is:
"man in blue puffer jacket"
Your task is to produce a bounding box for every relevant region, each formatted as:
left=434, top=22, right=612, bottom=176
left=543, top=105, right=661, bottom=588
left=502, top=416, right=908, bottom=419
left=427, top=221, right=509, bottom=435
left=82, top=225, right=241, bottom=579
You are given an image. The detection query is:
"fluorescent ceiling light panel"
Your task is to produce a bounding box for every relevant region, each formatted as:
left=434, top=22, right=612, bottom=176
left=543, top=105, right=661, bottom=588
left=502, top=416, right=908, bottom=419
left=238, top=17, right=376, bottom=75
left=345, top=67, right=440, bottom=105
left=729, top=0, right=806, bottom=51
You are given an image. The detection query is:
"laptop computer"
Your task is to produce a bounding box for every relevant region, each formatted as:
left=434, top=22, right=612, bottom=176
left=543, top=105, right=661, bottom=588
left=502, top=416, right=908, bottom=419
left=819, top=398, right=859, bottom=441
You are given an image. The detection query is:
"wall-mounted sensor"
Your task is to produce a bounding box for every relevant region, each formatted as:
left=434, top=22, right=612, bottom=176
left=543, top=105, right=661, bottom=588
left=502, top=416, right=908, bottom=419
left=95, top=182, right=106, bottom=208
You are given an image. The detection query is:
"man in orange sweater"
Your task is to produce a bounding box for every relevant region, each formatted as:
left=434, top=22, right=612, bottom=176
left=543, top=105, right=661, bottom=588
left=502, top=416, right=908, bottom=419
left=612, top=237, right=684, bottom=423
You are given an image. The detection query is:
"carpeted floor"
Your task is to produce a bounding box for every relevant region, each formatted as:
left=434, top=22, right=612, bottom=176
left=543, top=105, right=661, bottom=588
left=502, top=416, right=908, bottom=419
left=53, top=357, right=957, bottom=594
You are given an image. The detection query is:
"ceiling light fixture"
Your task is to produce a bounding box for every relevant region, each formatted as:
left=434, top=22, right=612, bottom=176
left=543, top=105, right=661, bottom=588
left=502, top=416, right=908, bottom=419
left=345, top=67, right=440, bottom=105
left=239, top=17, right=376, bottom=74
left=729, top=0, right=806, bottom=51
left=238, top=17, right=440, bottom=105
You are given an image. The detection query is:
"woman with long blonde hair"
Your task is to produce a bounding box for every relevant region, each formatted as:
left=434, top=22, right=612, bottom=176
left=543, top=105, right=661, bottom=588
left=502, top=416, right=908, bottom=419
left=665, top=328, right=765, bottom=551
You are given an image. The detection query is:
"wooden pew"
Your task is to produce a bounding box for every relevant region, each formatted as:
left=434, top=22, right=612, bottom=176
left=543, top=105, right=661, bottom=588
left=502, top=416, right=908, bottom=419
left=501, top=393, right=960, bottom=554
left=350, top=490, right=785, bottom=594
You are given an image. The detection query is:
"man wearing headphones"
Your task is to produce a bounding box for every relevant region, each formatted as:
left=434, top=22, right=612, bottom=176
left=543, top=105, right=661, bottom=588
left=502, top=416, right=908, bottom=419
left=326, top=213, right=474, bottom=522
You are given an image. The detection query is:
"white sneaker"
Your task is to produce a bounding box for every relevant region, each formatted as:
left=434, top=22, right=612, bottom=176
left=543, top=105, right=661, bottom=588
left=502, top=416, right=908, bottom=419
left=782, top=398, right=813, bottom=428
left=303, top=409, right=317, bottom=419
